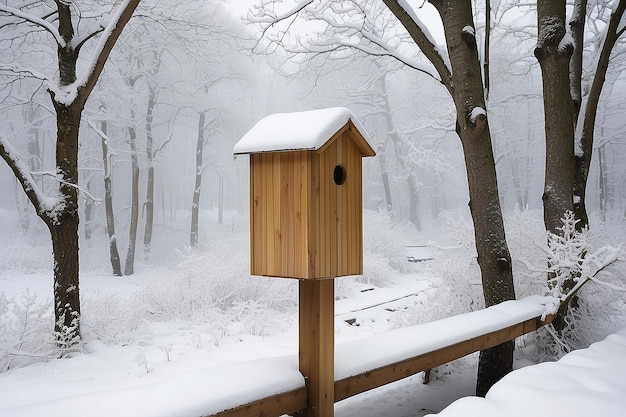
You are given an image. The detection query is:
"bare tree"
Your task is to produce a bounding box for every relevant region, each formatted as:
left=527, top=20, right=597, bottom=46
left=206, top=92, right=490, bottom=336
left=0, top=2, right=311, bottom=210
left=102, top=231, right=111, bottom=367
left=535, top=0, right=626, bottom=331
left=87, top=117, right=123, bottom=276
left=571, top=0, right=626, bottom=229
left=0, top=0, right=140, bottom=347
left=248, top=0, right=516, bottom=395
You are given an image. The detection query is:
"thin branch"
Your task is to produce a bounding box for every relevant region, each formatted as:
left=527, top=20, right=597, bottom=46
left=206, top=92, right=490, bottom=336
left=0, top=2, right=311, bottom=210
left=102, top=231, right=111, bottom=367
left=34, top=171, right=101, bottom=203
left=76, top=0, right=142, bottom=105
left=0, top=4, right=65, bottom=46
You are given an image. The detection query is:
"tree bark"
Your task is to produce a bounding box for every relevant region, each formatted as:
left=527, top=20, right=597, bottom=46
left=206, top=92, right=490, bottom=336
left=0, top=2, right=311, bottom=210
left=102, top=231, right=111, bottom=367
left=433, top=1, right=516, bottom=395
left=190, top=110, right=206, bottom=247
left=100, top=121, right=122, bottom=276
left=83, top=181, right=94, bottom=241
left=535, top=0, right=576, bottom=235
left=49, top=99, right=82, bottom=346
left=407, top=174, right=421, bottom=231
left=437, top=1, right=516, bottom=395
left=382, top=0, right=516, bottom=394
left=143, top=87, right=156, bottom=260
left=535, top=0, right=577, bottom=334
left=125, top=118, right=140, bottom=276
left=573, top=0, right=626, bottom=230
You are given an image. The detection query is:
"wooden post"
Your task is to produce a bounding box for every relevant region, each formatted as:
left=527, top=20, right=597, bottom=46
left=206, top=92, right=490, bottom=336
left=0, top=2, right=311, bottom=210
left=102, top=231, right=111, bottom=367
left=299, top=279, right=335, bottom=417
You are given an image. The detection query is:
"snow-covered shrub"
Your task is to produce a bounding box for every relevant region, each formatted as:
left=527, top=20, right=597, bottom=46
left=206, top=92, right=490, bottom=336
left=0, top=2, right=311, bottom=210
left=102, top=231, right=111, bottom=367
left=0, top=292, right=56, bottom=371
left=81, top=292, right=150, bottom=345
left=522, top=212, right=625, bottom=359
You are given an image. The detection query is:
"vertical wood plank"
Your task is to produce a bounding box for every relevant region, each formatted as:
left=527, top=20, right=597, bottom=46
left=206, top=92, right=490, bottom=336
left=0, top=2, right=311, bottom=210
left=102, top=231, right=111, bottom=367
left=309, top=152, right=320, bottom=278
left=299, top=279, right=335, bottom=417
left=272, top=153, right=281, bottom=275
left=263, top=154, right=273, bottom=275
left=280, top=152, right=295, bottom=276
left=329, top=141, right=338, bottom=278
left=250, top=155, right=257, bottom=275
left=356, top=138, right=363, bottom=274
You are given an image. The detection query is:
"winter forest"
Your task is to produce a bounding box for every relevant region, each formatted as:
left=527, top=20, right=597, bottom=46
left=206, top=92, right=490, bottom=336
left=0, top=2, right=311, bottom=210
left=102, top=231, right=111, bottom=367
left=1, top=0, right=626, bottom=416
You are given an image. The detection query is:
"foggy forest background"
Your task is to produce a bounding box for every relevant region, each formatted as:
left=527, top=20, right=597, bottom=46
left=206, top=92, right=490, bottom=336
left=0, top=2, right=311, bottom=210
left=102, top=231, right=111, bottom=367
left=1, top=0, right=625, bottom=374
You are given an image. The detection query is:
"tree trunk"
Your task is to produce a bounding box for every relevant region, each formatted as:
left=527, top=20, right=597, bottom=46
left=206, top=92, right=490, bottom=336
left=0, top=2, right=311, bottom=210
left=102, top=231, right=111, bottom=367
left=100, top=121, right=122, bottom=276
left=407, top=174, right=421, bottom=230
left=597, top=145, right=607, bottom=222
left=535, top=0, right=576, bottom=235
left=383, top=0, right=516, bottom=394
left=124, top=120, right=140, bottom=276
left=190, top=111, right=206, bottom=247
left=143, top=88, right=156, bottom=260
left=83, top=181, right=94, bottom=241
left=535, top=0, right=577, bottom=334
left=0, top=0, right=141, bottom=351
left=432, top=0, right=516, bottom=396
left=49, top=100, right=82, bottom=347
left=573, top=0, right=626, bottom=230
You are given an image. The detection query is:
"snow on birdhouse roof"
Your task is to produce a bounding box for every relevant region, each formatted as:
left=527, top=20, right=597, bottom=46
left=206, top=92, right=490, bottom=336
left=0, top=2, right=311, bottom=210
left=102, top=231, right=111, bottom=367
left=233, top=107, right=375, bottom=156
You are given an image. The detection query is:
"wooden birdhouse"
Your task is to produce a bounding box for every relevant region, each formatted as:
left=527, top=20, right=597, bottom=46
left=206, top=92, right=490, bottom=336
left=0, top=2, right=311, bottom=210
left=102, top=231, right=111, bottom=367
left=233, top=107, right=376, bottom=280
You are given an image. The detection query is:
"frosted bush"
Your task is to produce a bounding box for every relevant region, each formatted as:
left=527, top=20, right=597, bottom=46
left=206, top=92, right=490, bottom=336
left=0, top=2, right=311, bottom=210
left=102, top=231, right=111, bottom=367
left=520, top=211, right=625, bottom=359
left=0, top=292, right=56, bottom=371
left=81, top=292, right=150, bottom=345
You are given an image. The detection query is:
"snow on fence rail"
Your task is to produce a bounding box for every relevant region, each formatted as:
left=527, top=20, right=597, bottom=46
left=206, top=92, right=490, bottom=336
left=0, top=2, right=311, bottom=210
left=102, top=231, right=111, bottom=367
left=209, top=296, right=555, bottom=417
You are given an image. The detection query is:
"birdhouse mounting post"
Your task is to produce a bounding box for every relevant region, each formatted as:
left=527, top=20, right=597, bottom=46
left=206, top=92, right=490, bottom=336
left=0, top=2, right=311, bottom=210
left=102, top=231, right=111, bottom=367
left=299, top=279, right=335, bottom=417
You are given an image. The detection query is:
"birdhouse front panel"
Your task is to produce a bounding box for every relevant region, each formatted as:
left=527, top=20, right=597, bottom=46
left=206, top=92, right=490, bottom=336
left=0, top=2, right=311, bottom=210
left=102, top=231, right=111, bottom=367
left=250, top=150, right=312, bottom=279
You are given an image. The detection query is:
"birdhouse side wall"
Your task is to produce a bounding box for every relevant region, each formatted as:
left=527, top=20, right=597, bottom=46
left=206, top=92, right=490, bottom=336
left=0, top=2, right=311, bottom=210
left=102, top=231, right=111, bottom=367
left=250, top=151, right=312, bottom=278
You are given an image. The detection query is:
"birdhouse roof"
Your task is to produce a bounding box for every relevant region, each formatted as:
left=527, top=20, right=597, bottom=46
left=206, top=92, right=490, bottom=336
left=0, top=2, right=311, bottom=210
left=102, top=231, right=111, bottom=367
left=233, top=107, right=375, bottom=157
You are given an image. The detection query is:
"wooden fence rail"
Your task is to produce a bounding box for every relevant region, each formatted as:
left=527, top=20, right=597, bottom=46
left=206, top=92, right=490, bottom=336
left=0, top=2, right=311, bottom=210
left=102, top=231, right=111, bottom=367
left=209, top=313, right=553, bottom=417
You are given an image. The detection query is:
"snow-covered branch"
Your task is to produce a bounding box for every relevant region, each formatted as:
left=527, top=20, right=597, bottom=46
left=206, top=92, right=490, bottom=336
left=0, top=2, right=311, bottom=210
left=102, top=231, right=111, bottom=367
left=0, top=4, right=65, bottom=46
left=74, top=0, right=141, bottom=104
left=0, top=133, right=60, bottom=221
left=383, top=0, right=452, bottom=91
left=33, top=171, right=102, bottom=204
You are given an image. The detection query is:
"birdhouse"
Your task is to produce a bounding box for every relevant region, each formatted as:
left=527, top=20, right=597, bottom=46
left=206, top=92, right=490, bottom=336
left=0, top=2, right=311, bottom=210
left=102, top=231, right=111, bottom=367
left=233, top=107, right=376, bottom=280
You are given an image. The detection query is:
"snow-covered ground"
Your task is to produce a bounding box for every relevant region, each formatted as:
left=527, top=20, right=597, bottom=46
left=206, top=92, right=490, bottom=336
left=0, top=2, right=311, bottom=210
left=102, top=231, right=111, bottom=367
left=0, top=208, right=625, bottom=417
left=432, top=328, right=626, bottom=417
